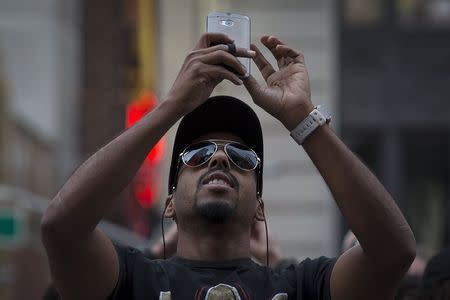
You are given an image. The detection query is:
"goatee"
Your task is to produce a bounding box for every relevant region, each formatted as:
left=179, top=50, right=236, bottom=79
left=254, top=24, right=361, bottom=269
left=194, top=201, right=235, bottom=224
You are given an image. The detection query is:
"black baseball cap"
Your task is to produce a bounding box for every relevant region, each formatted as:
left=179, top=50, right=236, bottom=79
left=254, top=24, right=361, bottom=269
left=168, top=95, right=264, bottom=195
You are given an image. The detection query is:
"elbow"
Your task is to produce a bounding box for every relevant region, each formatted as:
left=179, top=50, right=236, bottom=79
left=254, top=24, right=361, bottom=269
left=40, top=200, right=64, bottom=242
left=405, top=236, right=417, bottom=267
left=41, top=210, right=55, bottom=236
left=375, top=227, right=417, bottom=273
left=396, top=228, right=417, bottom=271
left=40, top=207, right=56, bottom=242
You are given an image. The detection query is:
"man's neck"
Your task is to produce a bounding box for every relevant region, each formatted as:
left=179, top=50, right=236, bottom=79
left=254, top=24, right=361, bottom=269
left=176, top=223, right=251, bottom=261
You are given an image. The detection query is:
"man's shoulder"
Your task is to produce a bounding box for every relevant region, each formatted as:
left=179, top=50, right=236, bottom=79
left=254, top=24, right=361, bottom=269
left=283, top=256, right=337, bottom=272
left=274, top=256, right=337, bottom=283
left=113, top=242, right=162, bottom=270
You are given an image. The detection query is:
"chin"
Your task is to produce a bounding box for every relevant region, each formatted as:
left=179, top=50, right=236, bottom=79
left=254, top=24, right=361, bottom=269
left=194, top=200, right=235, bottom=224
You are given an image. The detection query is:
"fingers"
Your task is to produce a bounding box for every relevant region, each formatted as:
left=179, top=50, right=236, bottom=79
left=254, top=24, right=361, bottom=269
left=274, top=44, right=304, bottom=63
left=191, top=44, right=255, bottom=76
left=194, top=32, right=234, bottom=50
left=250, top=44, right=276, bottom=81
left=206, top=65, right=244, bottom=85
left=230, top=46, right=256, bottom=58
left=197, top=44, right=256, bottom=58
left=200, top=50, right=247, bottom=76
left=197, top=44, right=255, bottom=76
left=260, top=35, right=305, bottom=66
left=261, top=35, right=285, bottom=60
left=187, top=33, right=262, bottom=86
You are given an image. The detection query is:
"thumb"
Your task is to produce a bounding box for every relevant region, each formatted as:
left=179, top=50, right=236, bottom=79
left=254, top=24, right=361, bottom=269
left=243, top=74, right=263, bottom=103
left=243, top=75, right=281, bottom=118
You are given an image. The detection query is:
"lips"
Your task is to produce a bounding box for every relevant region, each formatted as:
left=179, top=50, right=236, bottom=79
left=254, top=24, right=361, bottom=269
left=201, top=171, right=235, bottom=189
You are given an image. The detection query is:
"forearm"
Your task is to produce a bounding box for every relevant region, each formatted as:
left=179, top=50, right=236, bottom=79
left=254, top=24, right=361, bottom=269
left=303, top=125, right=415, bottom=267
left=42, top=99, right=183, bottom=239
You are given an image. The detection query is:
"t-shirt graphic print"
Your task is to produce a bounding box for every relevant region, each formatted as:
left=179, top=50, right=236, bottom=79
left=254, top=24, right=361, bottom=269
left=159, top=283, right=287, bottom=299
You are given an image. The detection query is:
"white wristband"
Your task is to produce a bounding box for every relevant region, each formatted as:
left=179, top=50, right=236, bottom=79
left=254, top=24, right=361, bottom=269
left=290, top=106, right=330, bottom=145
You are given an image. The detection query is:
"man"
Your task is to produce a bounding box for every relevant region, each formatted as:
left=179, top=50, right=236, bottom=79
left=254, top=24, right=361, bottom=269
left=41, top=33, right=416, bottom=299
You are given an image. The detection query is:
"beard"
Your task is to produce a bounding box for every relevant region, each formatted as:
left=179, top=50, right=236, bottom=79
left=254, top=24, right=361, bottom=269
left=193, top=199, right=236, bottom=224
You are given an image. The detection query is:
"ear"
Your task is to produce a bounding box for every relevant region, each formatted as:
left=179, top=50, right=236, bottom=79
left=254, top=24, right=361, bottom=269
left=254, top=198, right=265, bottom=221
left=164, top=194, right=176, bottom=219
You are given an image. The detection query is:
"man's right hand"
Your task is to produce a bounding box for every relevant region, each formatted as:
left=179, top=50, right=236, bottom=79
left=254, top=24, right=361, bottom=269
left=166, top=32, right=255, bottom=115
left=40, top=33, right=255, bottom=300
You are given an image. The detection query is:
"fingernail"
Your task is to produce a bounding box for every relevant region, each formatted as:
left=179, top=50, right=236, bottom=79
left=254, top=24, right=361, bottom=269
left=247, top=50, right=256, bottom=56
left=237, top=79, right=243, bottom=85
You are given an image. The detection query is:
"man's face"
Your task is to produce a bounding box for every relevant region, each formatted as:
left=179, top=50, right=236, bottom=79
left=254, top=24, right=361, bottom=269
left=172, top=132, right=260, bottom=227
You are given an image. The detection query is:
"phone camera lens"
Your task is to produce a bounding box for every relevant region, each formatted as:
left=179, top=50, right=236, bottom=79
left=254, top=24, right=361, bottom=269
left=220, top=19, right=234, bottom=27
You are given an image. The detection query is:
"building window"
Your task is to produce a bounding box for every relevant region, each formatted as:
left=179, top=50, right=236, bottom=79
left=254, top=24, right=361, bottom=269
left=396, top=0, right=450, bottom=28
left=403, top=130, right=449, bottom=259
left=343, top=0, right=383, bottom=27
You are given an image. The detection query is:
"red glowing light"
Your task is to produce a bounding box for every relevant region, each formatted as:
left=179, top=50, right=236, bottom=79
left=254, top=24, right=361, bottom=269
left=126, top=90, right=165, bottom=208
left=126, top=91, right=165, bottom=164
left=126, top=91, right=157, bottom=128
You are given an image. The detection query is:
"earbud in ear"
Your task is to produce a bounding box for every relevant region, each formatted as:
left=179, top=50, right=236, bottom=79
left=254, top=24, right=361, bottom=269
left=254, top=199, right=265, bottom=222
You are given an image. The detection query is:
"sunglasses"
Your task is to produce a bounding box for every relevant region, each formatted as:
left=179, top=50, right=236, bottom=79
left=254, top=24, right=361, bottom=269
left=179, top=140, right=260, bottom=171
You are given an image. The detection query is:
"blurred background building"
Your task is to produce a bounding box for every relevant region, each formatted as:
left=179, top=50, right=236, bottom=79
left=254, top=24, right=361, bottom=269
left=0, top=0, right=449, bottom=299
left=340, top=0, right=450, bottom=259
left=0, top=1, right=81, bottom=299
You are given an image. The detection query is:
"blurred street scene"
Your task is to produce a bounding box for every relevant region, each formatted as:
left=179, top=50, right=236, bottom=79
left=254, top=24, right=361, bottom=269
left=0, top=0, right=449, bottom=299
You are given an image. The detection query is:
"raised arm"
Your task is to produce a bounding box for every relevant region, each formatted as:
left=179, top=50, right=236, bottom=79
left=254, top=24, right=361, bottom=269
left=244, top=35, right=415, bottom=299
left=41, top=33, right=253, bottom=300
left=302, top=121, right=415, bottom=299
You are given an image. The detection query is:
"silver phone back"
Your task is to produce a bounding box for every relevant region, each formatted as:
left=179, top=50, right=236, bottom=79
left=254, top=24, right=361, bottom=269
left=207, top=12, right=251, bottom=75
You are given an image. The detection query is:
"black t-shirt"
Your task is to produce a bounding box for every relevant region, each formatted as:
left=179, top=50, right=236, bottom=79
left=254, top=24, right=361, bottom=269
left=109, top=243, right=336, bottom=300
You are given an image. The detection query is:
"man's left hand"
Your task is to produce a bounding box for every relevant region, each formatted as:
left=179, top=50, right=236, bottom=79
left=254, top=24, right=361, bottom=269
left=244, top=35, right=313, bottom=131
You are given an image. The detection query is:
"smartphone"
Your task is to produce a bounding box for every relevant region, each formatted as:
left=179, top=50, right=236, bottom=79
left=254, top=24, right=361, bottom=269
left=207, top=12, right=251, bottom=76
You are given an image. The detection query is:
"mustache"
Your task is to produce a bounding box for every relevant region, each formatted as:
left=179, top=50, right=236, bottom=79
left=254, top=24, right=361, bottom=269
left=197, top=168, right=239, bottom=188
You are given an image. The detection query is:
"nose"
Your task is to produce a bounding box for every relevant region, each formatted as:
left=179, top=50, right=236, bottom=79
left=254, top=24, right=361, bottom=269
left=208, top=149, right=231, bottom=170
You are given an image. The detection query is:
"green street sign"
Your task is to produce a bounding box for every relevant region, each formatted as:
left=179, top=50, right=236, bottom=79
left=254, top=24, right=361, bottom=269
left=0, top=211, right=25, bottom=247
left=0, top=216, right=16, bottom=236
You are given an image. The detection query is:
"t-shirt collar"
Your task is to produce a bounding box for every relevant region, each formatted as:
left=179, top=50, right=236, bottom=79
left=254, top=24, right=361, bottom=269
left=169, top=256, right=255, bottom=269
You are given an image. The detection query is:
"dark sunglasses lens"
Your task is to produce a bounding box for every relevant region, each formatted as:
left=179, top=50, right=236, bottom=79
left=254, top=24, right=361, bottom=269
left=226, top=143, right=258, bottom=170
left=182, top=142, right=216, bottom=167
